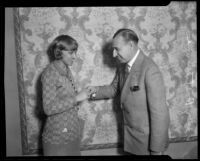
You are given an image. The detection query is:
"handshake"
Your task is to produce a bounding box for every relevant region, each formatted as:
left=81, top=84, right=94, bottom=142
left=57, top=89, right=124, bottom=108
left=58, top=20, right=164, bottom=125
left=75, top=86, right=99, bottom=103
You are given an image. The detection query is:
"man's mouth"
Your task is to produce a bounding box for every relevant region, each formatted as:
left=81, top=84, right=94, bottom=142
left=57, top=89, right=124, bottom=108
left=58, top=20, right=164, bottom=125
left=117, top=56, right=123, bottom=62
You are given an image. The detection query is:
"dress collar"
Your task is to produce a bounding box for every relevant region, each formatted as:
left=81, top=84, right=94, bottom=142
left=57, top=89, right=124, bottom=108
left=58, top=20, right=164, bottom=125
left=53, top=60, right=68, bottom=76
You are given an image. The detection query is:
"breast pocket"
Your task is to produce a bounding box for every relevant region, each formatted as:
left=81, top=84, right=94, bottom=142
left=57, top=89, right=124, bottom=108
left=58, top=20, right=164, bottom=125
left=56, top=77, right=65, bottom=89
left=56, top=84, right=63, bottom=90
left=56, top=79, right=68, bottom=98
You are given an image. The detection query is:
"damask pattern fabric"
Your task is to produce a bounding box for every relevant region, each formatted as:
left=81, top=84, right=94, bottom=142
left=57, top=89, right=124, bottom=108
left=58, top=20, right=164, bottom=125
left=14, top=2, right=197, bottom=154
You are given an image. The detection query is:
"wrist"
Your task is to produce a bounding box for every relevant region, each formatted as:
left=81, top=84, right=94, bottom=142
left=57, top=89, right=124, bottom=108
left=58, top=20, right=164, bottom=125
left=90, top=92, right=96, bottom=99
left=89, top=87, right=99, bottom=100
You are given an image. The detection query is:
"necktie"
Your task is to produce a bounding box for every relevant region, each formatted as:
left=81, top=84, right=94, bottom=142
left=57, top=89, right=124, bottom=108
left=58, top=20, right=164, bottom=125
left=124, top=64, right=130, bottom=81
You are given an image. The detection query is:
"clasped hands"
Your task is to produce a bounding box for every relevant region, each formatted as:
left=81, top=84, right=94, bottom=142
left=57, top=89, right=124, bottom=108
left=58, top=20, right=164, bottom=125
left=75, top=86, right=97, bottom=103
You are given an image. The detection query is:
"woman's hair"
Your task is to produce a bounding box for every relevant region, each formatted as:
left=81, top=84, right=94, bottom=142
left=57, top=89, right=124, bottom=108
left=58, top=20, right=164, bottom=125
left=113, top=28, right=139, bottom=44
left=47, top=35, right=78, bottom=61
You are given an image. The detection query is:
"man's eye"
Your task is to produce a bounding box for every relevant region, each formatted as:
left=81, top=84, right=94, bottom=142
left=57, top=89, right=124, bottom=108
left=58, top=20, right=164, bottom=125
left=114, top=48, right=118, bottom=51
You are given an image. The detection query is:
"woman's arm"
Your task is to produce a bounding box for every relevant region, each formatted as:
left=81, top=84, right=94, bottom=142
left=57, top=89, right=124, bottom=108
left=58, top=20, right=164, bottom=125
left=41, top=67, right=77, bottom=116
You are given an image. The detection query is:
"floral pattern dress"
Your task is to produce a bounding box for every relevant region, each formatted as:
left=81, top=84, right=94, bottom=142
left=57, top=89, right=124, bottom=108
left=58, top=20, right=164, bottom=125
left=41, top=60, right=81, bottom=145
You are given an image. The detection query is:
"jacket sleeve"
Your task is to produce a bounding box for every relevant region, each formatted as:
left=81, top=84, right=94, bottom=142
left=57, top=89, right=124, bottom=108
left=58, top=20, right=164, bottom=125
left=41, top=67, right=76, bottom=116
left=145, top=65, right=170, bottom=152
left=95, top=69, right=120, bottom=99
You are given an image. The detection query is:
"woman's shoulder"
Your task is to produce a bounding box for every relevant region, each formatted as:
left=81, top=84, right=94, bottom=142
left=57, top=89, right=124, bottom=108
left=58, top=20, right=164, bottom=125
left=41, top=62, right=57, bottom=78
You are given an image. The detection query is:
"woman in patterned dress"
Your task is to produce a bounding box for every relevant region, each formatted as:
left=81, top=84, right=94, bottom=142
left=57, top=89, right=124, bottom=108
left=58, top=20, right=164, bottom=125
left=41, top=35, right=88, bottom=156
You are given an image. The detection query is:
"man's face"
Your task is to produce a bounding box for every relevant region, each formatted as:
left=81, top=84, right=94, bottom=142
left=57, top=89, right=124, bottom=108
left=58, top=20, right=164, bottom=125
left=112, top=35, right=136, bottom=63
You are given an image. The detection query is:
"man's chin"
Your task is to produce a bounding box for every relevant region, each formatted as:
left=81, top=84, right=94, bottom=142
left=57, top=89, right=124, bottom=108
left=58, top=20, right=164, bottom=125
left=117, top=59, right=125, bottom=63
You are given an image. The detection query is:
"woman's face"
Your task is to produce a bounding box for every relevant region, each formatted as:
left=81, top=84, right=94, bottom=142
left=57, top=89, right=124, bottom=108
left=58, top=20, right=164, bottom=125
left=61, top=50, right=77, bottom=66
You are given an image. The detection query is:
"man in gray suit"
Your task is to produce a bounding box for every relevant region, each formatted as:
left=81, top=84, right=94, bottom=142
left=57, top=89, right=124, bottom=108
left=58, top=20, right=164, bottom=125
left=86, top=28, right=170, bottom=155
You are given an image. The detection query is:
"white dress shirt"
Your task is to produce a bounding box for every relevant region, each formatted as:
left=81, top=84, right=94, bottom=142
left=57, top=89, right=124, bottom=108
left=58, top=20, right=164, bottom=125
left=127, top=49, right=140, bottom=72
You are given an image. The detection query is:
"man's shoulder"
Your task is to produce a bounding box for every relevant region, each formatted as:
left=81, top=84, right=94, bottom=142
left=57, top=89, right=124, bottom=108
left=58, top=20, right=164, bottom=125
left=143, top=55, right=159, bottom=70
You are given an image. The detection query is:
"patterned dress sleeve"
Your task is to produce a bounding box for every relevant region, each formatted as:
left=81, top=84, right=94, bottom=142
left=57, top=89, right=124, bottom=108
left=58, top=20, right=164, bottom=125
left=41, top=66, right=76, bottom=116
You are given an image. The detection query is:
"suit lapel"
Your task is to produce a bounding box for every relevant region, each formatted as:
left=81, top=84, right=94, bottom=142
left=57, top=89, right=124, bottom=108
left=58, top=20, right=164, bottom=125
left=120, top=50, right=145, bottom=103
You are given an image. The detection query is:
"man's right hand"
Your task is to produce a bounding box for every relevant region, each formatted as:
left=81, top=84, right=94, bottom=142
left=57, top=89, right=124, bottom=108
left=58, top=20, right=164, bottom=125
left=86, top=86, right=99, bottom=96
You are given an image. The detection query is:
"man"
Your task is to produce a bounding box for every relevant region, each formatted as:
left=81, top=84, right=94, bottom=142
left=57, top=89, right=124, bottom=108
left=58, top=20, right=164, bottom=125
left=86, top=28, right=170, bottom=155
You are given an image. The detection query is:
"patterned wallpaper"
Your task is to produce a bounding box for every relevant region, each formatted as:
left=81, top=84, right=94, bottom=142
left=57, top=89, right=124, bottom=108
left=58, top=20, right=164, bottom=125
left=13, top=2, right=197, bottom=154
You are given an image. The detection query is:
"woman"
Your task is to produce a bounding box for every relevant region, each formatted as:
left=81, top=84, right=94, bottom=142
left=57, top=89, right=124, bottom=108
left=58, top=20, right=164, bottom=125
left=41, top=35, right=88, bottom=156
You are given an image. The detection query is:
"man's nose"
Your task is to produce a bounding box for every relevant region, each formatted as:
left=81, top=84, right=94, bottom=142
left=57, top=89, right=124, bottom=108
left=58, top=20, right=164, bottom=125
left=72, top=52, right=76, bottom=59
left=113, top=49, right=117, bottom=57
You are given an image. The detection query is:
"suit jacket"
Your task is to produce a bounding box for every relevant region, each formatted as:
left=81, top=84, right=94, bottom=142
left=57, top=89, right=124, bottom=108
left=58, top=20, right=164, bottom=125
left=94, top=51, right=170, bottom=155
left=41, top=60, right=81, bottom=145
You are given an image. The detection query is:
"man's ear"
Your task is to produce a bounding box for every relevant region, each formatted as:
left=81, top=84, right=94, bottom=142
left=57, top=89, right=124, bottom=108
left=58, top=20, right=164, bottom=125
left=130, top=41, right=136, bottom=48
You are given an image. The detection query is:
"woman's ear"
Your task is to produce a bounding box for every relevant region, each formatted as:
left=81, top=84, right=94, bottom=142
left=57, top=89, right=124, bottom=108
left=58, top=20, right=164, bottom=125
left=55, top=48, right=63, bottom=59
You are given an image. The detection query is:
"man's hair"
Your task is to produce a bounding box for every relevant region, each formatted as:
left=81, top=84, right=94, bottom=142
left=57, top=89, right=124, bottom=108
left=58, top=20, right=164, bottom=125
left=113, top=28, right=139, bottom=44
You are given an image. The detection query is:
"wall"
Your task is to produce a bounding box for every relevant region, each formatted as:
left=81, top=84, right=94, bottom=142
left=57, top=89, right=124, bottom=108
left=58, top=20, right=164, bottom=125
left=5, top=8, right=22, bottom=156
left=5, top=8, right=197, bottom=159
left=16, top=5, right=197, bottom=154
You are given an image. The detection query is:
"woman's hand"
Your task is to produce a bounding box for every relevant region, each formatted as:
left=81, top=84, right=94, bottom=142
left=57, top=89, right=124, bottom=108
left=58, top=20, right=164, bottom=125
left=75, top=89, right=89, bottom=103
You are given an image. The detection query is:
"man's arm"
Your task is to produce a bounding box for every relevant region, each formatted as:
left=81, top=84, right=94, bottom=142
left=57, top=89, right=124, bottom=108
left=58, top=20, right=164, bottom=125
left=88, top=70, right=120, bottom=100
left=145, top=65, right=170, bottom=154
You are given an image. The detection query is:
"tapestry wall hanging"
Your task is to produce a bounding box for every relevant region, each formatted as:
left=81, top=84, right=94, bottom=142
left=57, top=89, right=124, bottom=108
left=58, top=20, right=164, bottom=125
left=14, top=2, right=197, bottom=154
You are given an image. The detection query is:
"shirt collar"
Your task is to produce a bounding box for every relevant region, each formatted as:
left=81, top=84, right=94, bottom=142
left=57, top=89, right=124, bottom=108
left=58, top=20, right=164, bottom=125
left=127, top=49, right=140, bottom=71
